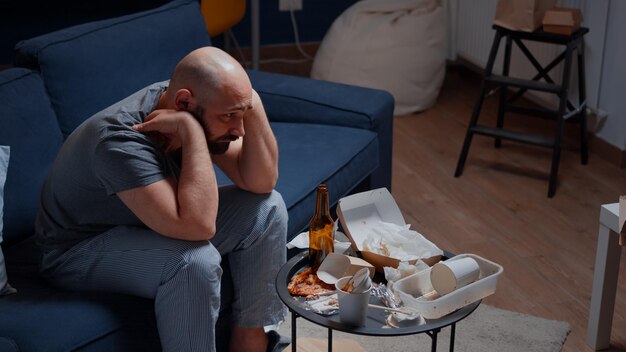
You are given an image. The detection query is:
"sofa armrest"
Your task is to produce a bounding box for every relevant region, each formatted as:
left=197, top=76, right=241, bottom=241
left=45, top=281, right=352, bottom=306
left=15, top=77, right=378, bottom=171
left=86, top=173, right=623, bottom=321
left=247, top=70, right=394, bottom=190
left=247, top=70, right=394, bottom=130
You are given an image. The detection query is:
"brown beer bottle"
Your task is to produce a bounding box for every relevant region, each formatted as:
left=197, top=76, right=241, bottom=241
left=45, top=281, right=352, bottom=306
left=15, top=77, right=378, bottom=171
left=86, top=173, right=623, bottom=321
left=309, top=184, right=334, bottom=271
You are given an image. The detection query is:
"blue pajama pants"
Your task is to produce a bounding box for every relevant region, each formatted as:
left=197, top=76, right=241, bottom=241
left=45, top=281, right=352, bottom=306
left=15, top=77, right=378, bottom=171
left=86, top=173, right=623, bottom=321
left=39, top=186, right=288, bottom=352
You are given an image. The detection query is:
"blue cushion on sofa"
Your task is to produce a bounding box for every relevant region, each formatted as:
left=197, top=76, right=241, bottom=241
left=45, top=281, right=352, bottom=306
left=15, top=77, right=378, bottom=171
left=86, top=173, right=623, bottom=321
left=14, top=0, right=211, bottom=138
left=0, top=274, right=160, bottom=352
left=0, top=337, right=18, bottom=352
left=248, top=70, right=394, bottom=191
left=0, top=68, right=63, bottom=246
left=274, top=123, right=378, bottom=238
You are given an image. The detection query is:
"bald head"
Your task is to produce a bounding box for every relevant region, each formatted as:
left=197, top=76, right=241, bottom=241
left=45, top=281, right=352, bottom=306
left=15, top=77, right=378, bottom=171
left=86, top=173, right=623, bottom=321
left=168, top=47, right=249, bottom=106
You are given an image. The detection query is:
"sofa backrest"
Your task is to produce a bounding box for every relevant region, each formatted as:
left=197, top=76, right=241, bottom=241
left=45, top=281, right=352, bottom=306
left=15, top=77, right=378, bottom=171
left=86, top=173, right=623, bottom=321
left=0, top=68, right=64, bottom=246
left=14, top=0, right=212, bottom=139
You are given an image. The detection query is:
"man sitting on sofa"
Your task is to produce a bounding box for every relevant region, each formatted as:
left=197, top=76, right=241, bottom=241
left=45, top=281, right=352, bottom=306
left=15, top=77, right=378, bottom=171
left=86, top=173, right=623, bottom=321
left=35, top=47, right=287, bottom=352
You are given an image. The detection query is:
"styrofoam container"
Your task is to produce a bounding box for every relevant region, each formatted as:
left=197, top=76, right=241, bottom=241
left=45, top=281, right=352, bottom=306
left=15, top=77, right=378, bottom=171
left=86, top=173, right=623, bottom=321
left=393, top=253, right=503, bottom=319
left=336, top=187, right=442, bottom=272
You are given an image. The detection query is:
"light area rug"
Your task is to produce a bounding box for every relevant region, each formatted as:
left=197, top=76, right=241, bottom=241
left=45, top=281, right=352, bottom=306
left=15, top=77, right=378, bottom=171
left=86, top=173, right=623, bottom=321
left=276, top=304, right=570, bottom=352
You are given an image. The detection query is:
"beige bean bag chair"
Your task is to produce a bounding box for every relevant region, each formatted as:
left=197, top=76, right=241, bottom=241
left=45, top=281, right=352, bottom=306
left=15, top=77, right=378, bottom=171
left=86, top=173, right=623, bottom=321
left=311, top=0, right=446, bottom=115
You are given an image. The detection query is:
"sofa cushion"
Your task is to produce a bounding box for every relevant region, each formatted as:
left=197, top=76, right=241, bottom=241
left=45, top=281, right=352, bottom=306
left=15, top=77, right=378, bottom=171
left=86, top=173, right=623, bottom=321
left=0, top=274, right=159, bottom=352
left=0, top=337, right=18, bottom=352
left=0, top=68, right=63, bottom=246
left=216, top=122, right=379, bottom=238
left=14, top=0, right=212, bottom=138
left=248, top=70, right=394, bottom=191
left=2, top=234, right=234, bottom=352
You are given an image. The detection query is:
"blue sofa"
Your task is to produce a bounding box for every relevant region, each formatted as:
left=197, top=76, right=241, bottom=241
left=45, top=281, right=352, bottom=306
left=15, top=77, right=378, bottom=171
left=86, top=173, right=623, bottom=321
left=0, top=0, right=394, bottom=350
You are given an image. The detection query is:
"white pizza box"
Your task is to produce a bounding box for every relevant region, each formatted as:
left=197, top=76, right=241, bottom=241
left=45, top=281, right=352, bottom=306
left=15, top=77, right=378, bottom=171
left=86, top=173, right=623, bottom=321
left=393, top=253, right=503, bottom=319
left=336, top=187, right=441, bottom=272
left=317, top=253, right=375, bottom=284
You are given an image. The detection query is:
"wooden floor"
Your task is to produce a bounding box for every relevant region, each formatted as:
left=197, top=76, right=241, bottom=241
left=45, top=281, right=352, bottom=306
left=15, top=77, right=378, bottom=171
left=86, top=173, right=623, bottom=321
left=392, top=68, right=626, bottom=352
left=255, top=49, right=626, bottom=351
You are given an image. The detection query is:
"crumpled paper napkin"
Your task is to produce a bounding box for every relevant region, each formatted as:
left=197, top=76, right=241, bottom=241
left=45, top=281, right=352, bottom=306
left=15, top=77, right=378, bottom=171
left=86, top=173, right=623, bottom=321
left=361, top=221, right=443, bottom=261
left=384, top=260, right=429, bottom=288
left=305, top=293, right=339, bottom=315
left=287, top=231, right=352, bottom=254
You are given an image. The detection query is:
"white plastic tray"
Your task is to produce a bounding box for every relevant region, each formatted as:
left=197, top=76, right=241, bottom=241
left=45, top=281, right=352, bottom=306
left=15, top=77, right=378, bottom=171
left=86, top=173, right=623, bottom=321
left=392, top=253, right=503, bottom=319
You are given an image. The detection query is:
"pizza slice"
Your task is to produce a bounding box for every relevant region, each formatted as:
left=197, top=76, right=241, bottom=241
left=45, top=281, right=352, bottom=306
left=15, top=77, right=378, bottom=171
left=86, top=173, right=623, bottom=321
left=287, top=267, right=335, bottom=297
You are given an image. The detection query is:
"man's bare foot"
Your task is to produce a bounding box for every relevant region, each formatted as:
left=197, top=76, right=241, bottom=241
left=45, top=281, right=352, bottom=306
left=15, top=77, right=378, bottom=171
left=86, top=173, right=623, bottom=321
left=229, top=326, right=268, bottom=352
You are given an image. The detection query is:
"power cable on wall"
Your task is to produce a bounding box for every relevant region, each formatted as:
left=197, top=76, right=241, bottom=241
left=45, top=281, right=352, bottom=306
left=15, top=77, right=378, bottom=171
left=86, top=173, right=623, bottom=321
left=288, top=7, right=315, bottom=61
left=228, top=7, right=314, bottom=67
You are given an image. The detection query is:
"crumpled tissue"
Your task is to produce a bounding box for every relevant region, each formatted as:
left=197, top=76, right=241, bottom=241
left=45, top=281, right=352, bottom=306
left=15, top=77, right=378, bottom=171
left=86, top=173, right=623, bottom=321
left=361, top=221, right=443, bottom=261
left=305, top=293, right=338, bottom=315
left=286, top=231, right=352, bottom=254
left=384, top=260, right=429, bottom=288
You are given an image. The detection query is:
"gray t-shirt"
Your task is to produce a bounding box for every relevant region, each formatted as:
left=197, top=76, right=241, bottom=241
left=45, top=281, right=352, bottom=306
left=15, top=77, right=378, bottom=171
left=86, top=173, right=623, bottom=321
left=36, top=81, right=179, bottom=250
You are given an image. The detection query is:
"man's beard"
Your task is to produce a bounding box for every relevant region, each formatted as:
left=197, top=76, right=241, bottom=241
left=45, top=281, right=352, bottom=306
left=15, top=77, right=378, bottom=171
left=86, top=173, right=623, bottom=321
left=208, top=135, right=238, bottom=155
left=191, top=106, right=239, bottom=155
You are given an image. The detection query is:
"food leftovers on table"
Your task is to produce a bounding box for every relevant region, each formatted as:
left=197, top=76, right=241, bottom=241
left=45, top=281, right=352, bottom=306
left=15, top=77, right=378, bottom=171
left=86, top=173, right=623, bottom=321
left=287, top=267, right=335, bottom=297
left=361, top=221, right=442, bottom=261
left=383, top=260, right=429, bottom=287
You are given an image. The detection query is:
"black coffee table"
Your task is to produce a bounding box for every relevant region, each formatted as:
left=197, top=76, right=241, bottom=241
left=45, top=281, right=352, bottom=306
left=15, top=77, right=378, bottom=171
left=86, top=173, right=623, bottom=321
left=276, top=251, right=480, bottom=352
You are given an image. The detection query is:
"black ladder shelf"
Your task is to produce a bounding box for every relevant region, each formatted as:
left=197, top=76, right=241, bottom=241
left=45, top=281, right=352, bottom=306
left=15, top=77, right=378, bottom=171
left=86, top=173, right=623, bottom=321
left=454, top=25, right=589, bottom=198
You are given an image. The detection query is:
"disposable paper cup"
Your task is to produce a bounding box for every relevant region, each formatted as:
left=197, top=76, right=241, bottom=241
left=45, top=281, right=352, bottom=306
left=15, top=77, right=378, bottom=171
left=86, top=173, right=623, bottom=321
left=335, top=276, right=372, bottom=326
left=430, top=257, right=480, bottom=296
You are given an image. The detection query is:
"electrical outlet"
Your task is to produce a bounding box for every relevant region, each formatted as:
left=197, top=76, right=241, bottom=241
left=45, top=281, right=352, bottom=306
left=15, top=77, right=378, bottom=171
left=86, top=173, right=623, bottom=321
left=279, top=0, right=302, bottom=11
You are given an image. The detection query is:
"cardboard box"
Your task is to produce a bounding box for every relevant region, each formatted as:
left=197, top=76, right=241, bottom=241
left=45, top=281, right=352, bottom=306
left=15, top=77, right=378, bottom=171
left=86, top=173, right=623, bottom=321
left=494, top=0, right=557, bottom=32
left=336, top=188, right=442, bottom=272
left=316, top=253, right=375, bottom=285
left=542, top=7, right=583, bottom=36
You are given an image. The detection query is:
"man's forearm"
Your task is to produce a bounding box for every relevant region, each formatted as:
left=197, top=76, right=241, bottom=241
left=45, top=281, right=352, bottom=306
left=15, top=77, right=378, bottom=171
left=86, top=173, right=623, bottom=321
left=178, top=119, right=219, bottom=237
left=123, top=111, right=219, bottom=241
left=238, top=91, right=279, bottom=193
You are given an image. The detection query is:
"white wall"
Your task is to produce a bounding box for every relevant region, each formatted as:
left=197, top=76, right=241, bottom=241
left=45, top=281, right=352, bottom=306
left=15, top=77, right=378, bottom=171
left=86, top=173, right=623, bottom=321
left=593, top=0, right=626, bottom=150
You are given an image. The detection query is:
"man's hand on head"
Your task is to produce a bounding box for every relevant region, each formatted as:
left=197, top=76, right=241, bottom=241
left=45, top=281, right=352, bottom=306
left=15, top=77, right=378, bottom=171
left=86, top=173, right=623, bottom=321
left=133, top=109, right=206, bottom=153
left=120, top=109, right=218, bottom=241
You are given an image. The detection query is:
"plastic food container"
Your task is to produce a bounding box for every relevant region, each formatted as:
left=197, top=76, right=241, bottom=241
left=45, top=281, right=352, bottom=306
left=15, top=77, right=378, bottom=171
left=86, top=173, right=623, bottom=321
left=392, top=253, right=503, bottom=319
